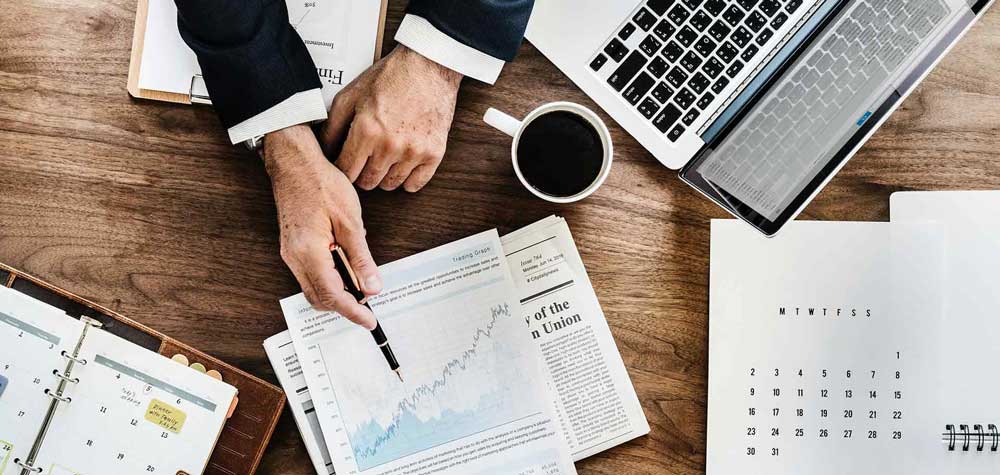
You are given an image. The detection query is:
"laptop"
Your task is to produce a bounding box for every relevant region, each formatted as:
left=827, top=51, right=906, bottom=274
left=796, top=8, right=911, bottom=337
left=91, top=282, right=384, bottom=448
left=526, top=0, right=994, bottom=235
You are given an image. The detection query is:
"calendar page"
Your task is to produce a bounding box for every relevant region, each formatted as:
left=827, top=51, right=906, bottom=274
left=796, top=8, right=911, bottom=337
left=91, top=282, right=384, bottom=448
left=32, top=328, right=237, bottom=475
left=0, top=287, right=85, bottom=475
left=706, top=220, right=944, bottom=474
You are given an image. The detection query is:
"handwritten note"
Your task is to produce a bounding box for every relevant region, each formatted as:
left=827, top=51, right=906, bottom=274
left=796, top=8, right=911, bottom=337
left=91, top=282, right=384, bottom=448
left=145, top=398, right=186, bottom=434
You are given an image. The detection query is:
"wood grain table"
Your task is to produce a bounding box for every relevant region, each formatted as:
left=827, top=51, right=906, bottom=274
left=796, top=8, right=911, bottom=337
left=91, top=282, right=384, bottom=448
left=2, top=1, right=999, bottom=473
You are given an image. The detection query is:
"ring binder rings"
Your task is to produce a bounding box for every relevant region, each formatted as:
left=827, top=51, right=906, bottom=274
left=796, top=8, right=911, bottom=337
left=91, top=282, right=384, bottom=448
left=942, top=424, right=1000, bottom=452
left=13, top=458, right=40, bottom=473
left=16, top=317, right=101, bottom=475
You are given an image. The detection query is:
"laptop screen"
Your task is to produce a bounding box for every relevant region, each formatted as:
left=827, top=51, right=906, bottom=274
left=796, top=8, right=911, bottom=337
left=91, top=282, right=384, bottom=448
left=681, top=0, right=964, bottom=235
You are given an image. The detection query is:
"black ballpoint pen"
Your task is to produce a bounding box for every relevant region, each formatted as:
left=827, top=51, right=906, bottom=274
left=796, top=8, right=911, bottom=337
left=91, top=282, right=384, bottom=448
left=330, top=245, right=403, bottom=382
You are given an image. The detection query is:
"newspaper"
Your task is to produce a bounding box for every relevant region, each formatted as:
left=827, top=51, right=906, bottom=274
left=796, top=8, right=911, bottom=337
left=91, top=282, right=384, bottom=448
left=501, top=216, right=649, bottom=460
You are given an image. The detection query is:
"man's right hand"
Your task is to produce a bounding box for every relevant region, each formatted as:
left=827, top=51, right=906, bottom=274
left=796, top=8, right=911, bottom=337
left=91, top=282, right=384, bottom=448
left=263, top=124, right=382, bottom=329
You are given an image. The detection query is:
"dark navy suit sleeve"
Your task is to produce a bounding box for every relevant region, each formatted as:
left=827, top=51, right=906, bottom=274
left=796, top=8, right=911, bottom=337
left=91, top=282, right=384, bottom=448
left=174, top=0, right=321, bottom=129
left=405, top=0, right=536, bottom=61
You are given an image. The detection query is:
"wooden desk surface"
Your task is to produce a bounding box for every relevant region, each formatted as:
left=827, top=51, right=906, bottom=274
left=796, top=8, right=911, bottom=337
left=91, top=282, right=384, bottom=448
left=2, top=1, right=999, bottom=473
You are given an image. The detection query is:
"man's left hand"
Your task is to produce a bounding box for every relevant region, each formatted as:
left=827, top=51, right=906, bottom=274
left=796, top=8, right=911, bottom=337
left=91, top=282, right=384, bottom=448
left=319, top=45, right=463, bottom=193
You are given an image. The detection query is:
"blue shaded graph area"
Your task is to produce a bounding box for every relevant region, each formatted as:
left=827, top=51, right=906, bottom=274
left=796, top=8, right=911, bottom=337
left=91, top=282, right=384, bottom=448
left=347, top=303, right=522, bottom=470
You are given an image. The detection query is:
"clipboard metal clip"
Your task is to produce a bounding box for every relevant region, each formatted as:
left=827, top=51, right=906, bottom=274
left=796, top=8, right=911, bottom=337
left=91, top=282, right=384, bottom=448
left=189, top=74, right=212, bottom=105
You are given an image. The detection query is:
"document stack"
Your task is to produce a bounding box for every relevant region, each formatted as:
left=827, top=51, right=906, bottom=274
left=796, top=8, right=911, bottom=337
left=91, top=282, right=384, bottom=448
left=265, top=216, right=650, bottom=475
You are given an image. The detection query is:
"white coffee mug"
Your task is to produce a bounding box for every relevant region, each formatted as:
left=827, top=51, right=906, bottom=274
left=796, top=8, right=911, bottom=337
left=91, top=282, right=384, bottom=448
left=483, top=102, right=613, bottom=204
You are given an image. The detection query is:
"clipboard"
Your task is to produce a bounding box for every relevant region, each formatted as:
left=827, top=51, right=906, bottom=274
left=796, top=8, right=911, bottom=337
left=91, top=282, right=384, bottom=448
left=126, top=0, right=389, bottom=105
left=1, top=263, right=283, bottom=475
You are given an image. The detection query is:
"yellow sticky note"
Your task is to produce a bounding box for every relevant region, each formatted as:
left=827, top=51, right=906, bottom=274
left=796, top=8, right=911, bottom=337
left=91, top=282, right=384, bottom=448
left=145, top=398, right=187, bottom=434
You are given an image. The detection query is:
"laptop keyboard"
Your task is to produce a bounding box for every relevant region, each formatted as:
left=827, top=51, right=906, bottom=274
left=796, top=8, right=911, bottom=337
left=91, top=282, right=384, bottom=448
left=698, top=0, right=952, bottom=220
left=591, top=0, right=809, bottom=142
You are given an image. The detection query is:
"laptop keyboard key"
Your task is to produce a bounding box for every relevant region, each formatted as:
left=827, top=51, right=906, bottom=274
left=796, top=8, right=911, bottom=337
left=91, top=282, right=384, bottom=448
left=691, top=10, right=713, bottom=31
left=759, top=0, right=780, bottom=16
left=704, top=0, right=726, bottom=16
left=661, top=41, right=685, bottom=62
left=608, top=51, right=648, bottom=90
left=755, top=27, right=774, bottom=45
left=723, top=5, right=746, bottom=26
left=740, top=43, right=760, bottom=62
left=640, top=35, right=663, bottom=56
left=703, top=56, right=725, bottom=78
left=697, top=92, right=715, bottom=109
left=590, top=54, right=608, bottom=71
left=653, top=104, right=683, bottom=132
left=681, top=0, right=704, bottom=10
left=654, top=20, right=677, bottom=41
left=666, top=66, right=689, bottom=88
left=674, top=88, right=696, bottom=108
left=624, top=72, right=656, bottom=104
left=695, top=36, right=718, bottom=57
left=717, top=42, right=739, bottom=63
left=647, top=56, right=669, bottom=77
left=677, top=26, right=698, bottom=46
left=711, top=75, right=730, bottom=93
left=680, top=51, right=703, bottom=72
left=668, top=124, right=686, bottom=142
left=682, top=108, right=700, bottom=126
left=731, top=26, right=753, bottom=47
left=745, top=11, right=767, bottom=31
left=651, top=82, right=674, bottom=103
left=637, top=97, right=661, bottom=118
left=708, top=20, right=732, bottom=42
left=604, top=38, right=628, bottom=62
left=689, top=72, right=710, bottom=94
left=668, top=4, right=691, bottom=25
left=771, top=12, right=789, bottom=30
left=726, top=60, right=745, bottom=77
left=646, top=0, right=671, bottom=16
left=786, top=0, right=803, bottom=14
left=619, top=23, right=637, bottom=41
left=634, top=8, right=657, bottom=30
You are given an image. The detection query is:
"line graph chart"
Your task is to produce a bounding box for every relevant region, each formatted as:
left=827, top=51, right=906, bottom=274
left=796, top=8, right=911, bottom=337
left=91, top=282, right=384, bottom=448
left=324, top=301, right=539, bottom=471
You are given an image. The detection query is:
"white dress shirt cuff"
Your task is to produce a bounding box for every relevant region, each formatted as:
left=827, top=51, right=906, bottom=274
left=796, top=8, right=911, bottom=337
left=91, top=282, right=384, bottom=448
left=394, top=14, right=506, bottom=85
left=227, top=88, right=327, bottom=145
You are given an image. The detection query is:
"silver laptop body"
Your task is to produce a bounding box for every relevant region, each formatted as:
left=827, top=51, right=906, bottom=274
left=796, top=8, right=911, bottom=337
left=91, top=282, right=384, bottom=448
left=526, top=0, right=994, bottom=235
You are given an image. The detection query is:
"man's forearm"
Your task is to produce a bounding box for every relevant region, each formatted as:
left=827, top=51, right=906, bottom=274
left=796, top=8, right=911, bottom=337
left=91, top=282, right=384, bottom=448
left=174, top=0, right=323, bottom=141
left=405, top=0, right=535, bottom=61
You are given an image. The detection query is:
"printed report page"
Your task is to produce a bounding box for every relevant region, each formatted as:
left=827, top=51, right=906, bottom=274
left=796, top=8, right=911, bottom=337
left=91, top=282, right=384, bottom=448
left=263, top=331, right=336, bottom=475
left=501, top=216, right=649, bottom=460
left=283, top=230, right=577, bottom=475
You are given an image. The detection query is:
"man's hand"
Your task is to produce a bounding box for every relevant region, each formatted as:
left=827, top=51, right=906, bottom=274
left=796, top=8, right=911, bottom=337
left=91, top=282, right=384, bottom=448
left=319, top=45, right=463, bottom=192
left=264, top=124, right=382, bottom=329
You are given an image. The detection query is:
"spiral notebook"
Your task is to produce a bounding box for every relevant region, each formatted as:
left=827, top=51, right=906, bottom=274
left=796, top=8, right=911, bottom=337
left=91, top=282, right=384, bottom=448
left=891, top=190, right=1000, bottom=462
left=0, top=285, right=237, bottom=475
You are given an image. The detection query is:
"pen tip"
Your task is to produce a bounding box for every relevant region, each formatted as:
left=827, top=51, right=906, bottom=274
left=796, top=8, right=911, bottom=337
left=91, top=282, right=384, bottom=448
left=395, top=370, right=403, bottom=383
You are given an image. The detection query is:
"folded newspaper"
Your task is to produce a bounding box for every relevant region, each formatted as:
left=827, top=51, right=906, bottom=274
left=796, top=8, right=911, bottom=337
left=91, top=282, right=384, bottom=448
left=265, top=216, right=648, bottom=474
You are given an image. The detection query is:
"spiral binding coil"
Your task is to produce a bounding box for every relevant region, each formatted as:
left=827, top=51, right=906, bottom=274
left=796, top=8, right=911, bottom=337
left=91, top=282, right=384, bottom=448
left=942, top=424, right=1000, bottom=452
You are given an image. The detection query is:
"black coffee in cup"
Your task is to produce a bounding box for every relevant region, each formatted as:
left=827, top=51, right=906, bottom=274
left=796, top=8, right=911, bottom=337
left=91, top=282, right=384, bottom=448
left=515, top=111, right=605, bottom=198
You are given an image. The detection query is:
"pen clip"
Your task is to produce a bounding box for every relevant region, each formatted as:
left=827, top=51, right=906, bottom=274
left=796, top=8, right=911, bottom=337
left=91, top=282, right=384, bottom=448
left=331, top=245, right=367, bottom=303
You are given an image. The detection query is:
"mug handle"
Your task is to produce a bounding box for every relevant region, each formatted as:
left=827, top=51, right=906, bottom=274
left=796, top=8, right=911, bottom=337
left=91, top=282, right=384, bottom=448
left=483, top=108, right=522, bottom=138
